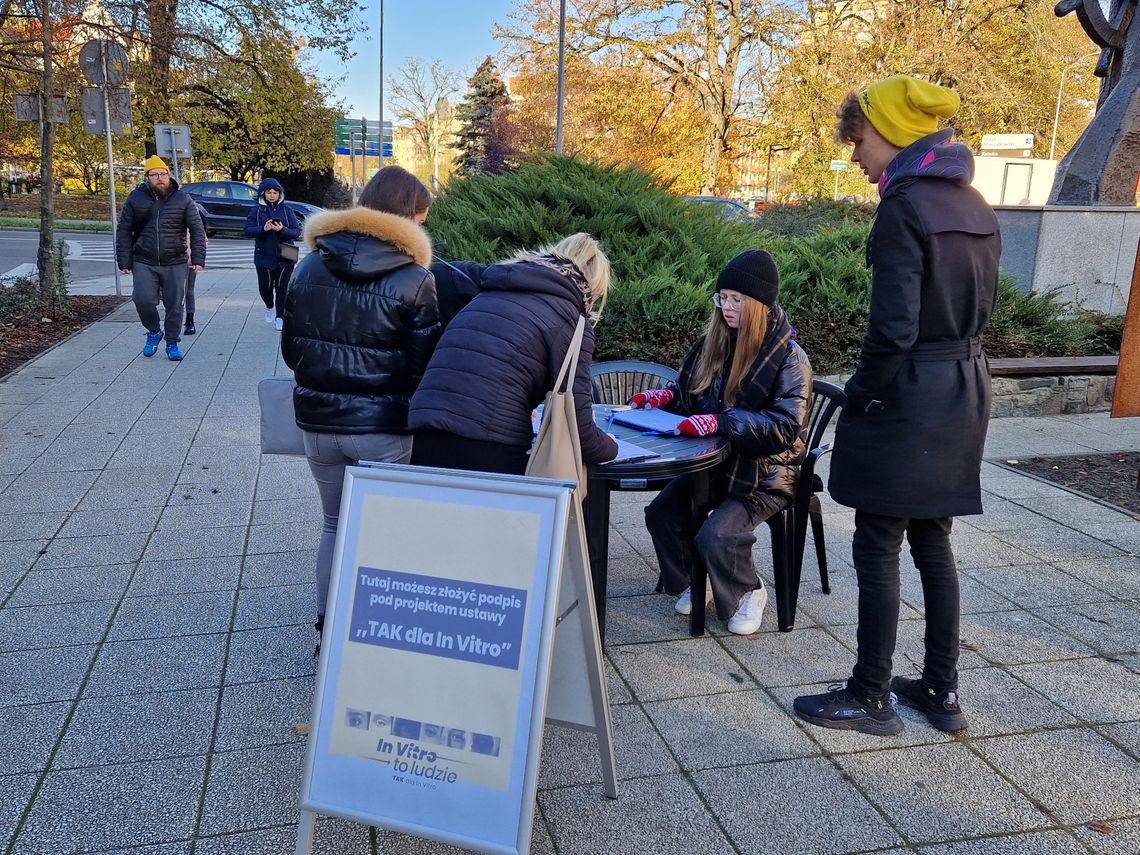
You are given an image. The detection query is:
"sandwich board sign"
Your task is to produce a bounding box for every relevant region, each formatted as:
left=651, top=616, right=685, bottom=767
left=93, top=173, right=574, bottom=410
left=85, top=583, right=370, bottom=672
left=296, top=462, right=617, bottom=855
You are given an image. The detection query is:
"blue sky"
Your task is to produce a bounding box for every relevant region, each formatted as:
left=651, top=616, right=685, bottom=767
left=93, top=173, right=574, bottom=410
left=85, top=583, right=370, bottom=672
left=308, top=0, right=517, bottom=122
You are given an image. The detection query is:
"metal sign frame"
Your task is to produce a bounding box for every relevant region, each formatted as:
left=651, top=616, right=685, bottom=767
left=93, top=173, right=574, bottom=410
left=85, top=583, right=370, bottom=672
left=295, top=463, right=616, bottom=855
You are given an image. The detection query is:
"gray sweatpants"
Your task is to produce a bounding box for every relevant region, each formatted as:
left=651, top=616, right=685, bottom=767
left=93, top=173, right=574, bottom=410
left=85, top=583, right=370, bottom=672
left=302, top=430, right=413, bottom=619
left=185, top=268, right=196, bottom=317
left=132, top=262, right=187, bottom=343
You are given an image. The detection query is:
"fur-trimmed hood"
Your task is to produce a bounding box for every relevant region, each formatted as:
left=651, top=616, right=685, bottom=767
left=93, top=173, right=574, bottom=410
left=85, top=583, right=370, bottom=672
left=302, top=206, right=432, bottom=268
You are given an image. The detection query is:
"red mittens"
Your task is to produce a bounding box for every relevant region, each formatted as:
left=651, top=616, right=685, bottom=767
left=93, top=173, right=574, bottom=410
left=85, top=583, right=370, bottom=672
left=676, top=414, right=719, bottom=437
left=630, top=388, right=673, bottom=409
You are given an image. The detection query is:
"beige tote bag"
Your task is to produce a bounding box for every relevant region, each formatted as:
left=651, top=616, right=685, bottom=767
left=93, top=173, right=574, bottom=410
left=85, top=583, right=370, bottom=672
left=527, top=315, right=588, bottom=498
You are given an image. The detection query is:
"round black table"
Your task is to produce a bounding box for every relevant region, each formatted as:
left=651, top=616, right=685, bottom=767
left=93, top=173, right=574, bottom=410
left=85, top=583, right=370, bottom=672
left=584, top=405, right=728, bottom=641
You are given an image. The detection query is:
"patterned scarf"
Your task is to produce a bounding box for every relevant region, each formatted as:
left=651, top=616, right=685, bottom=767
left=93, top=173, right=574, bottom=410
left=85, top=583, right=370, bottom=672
left=531, top=252, right=596, bottom=318
left=743, top=303, right=795, bottom=406
left=879, top=128, right=974, bottom=198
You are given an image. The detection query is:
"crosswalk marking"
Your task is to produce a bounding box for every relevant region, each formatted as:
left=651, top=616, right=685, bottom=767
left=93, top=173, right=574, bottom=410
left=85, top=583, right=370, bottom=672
left=68, top=239, right=310, bottom=269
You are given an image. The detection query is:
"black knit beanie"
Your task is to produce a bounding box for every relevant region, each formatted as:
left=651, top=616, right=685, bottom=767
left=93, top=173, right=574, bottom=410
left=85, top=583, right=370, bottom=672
left=715, top=249, right=779, bottom=307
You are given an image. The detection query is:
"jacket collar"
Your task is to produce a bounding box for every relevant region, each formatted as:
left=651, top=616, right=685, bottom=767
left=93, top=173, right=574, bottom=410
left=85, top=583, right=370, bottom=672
left=302, top=207, right=432, bottom=268
left=879, top=129, right=974, bottom=199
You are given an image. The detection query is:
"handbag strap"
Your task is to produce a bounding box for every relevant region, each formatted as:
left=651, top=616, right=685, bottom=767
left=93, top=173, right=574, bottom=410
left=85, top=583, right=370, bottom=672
left=554, top=315, right=587, bottom=395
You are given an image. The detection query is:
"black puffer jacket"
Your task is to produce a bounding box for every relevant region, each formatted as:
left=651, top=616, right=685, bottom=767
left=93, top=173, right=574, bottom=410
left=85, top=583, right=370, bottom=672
left=669, top=322, right=812, bottom=505
left=408, top=258, right=618, bottom=464
left=281, top=207, right=440, bottom=434
left=115, top=178, right=206, bottom=269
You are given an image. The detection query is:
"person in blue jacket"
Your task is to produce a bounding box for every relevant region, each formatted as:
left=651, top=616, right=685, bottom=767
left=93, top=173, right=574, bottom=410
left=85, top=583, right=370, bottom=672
left=244, top=177, right=301, bottom=331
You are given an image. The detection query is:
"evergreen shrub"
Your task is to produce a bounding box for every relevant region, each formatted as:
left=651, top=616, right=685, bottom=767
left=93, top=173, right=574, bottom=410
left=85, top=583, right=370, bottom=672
left=427, top=157, right=1122, bottom=374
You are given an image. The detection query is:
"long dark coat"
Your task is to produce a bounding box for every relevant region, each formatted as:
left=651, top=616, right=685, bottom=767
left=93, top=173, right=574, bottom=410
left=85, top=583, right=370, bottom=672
left=828, top=130, right=1001, bottom=519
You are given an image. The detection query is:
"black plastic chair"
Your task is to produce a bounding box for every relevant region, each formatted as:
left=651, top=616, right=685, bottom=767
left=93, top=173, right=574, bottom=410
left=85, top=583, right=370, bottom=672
left=770, top=378, right=846, bottom=631
left=591, top=360, right=678, bottom=405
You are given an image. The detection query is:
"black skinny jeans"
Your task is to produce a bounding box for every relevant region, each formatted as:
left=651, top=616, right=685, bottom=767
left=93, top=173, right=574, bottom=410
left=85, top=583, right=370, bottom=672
left=848, top=511, right=960, bottom=699
left=256, top=264, right=294, bottom=316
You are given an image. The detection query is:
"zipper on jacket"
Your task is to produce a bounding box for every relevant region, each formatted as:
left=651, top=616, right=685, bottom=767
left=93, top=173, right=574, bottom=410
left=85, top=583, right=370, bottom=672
left=154, top=192, right=162, bottom=265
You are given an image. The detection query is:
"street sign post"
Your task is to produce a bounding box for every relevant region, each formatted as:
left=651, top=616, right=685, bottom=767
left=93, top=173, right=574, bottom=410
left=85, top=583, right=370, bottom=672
left=154, top=123, right=192, bottom=182
left=79, top=39, right=132, bottom=297
left=980, top=133, right=1034, bottom=158
left=14, top=94, right=68, bottom=123
left=830, top=159, right=849, bottom=200
left=79, top=39, right=127, bottom=87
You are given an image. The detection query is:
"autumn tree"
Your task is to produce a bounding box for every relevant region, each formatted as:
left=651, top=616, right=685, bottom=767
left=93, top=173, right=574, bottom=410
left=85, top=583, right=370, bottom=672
left=765, top=0, right=1100, bottom=198
left=0, top=0, right=94, bottom=296
left=179, top=38, right=337, bottom=180
left=496, top=0, right=792, bottom=194
left=453, top=56, right=513, bottom=176
left=506, top=54, right=709, bottom=192
left=388, top=57, right=462, bottom=184
left=101, top=0, right=359, bottom=144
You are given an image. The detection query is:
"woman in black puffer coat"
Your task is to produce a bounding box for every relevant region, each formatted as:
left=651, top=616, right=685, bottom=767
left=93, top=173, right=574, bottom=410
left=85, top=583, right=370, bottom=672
left=409, top=233, right=617, bottom=474
left=281, top=165, right=440, bottom=639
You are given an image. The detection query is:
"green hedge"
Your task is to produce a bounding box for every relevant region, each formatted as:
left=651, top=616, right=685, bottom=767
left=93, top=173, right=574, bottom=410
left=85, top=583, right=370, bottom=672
left=427, top=157, right=1122, bottom=374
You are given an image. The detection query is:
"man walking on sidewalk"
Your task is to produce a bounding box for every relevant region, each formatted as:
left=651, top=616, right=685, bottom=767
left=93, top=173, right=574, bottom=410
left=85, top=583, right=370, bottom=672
left=115, top=155, right=206, bottom=361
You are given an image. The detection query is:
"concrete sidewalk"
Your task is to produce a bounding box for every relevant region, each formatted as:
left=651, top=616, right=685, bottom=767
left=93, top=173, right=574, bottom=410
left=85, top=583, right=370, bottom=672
left=1, top=267, right=1138, bottom=855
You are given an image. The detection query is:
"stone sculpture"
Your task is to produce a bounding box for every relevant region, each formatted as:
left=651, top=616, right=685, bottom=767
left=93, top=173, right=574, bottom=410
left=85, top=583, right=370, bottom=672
left=1050, top=0, right=1140, bottom=204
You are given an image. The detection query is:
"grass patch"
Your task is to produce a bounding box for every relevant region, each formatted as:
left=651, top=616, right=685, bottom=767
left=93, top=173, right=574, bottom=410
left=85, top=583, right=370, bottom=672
left=0, top=218, right=112, bottom=232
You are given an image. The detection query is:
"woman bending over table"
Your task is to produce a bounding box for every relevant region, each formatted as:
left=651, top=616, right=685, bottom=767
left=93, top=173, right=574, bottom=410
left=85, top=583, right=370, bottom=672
left=634, top=249, right=811, bottom=635
left=409, top=233, right=617, bottom=474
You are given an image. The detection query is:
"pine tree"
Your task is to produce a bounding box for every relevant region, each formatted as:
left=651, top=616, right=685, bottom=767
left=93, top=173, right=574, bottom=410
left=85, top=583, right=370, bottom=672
left=453, top=57, right=512, bottom=176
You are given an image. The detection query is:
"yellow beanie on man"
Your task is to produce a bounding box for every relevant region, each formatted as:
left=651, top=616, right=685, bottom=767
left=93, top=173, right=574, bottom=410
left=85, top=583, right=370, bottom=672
left=142, top=155, right=169, bottom=174
left=859, top=76, right=959, bottom=148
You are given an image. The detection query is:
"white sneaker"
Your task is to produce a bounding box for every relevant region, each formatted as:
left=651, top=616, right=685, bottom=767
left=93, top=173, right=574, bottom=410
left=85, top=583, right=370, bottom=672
left=727, top=587, right=767, bottom=635
left=264, top=308, right=275, bottom=323
left=274, top=317, right=284, bottom=331
left=674, top=586, right=712, bottom=616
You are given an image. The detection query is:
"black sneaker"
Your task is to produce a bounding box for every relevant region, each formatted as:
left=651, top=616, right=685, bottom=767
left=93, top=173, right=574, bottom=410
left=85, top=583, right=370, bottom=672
left=890, top=676, right=967, bottom=733
left=183, top=315, right=196, bottom=336
left=313, top=616, right=324, bottom=659
left=794, top=683, right=904, bottom=736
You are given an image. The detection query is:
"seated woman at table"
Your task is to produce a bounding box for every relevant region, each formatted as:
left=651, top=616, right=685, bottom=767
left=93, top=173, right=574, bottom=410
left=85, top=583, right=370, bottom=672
left=633, top=249, right=811, bottom=635
left=408, top=232, right=618, bottom=474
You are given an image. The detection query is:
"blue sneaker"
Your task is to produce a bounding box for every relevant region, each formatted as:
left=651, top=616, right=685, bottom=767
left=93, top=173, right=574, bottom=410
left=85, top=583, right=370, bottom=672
left=166, top=343, right=183, bottom=361
left=142, top=330, right=163, bottom=357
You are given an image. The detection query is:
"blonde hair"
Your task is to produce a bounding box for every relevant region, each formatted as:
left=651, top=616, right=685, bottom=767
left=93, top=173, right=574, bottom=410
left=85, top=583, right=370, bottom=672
left=512, top=232, right=612, bottom=320
left=690, top=294, right=769, bottom=406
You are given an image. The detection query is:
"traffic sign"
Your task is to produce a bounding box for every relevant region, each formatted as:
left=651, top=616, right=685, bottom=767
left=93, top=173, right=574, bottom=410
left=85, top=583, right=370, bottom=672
left=79, top=40, right=128, bottom=86
left=980, top=133, right=1033, bottom=150
left=81, top=87, right=132, bottom=135
left=336, top=144, right=393, bottom=157
left=14, top=94, right=67, bottom=123
left=155, top=123, right=192, bottom=157
left=830, top=159, right=849, bottom=171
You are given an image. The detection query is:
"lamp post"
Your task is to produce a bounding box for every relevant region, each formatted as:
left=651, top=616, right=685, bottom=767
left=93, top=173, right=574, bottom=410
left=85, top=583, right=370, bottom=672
left=1049, top=51, right=1099, bottom=161
left=764, top=144, right=789, bottom=203
left=378, top=0, right=384, bottom=173
left=555, top=0, right=567, bottom=154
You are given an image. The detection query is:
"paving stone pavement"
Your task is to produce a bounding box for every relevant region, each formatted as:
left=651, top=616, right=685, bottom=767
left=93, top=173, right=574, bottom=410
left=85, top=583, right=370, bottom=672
left=1, top=268, right=1138, bottom=854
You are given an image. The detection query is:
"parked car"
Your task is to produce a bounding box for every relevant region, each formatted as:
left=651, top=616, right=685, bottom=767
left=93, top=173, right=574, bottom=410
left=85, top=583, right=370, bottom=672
left=181, top=181, right=323, bottom=236
left=684, top=195, right=762, bottom=224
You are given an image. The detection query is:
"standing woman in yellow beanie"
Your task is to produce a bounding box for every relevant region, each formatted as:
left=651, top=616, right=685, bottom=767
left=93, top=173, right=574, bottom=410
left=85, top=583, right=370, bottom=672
left=794, top=76, right=1001, bottom=736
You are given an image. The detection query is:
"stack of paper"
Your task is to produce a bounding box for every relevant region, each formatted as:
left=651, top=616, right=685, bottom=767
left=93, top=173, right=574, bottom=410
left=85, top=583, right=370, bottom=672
left=610, top=409, right=685, bottom=433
